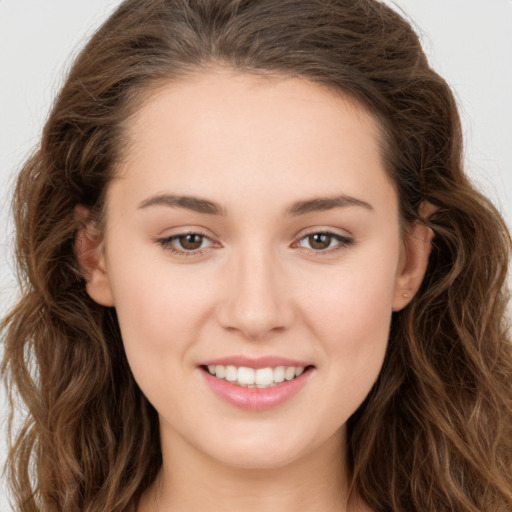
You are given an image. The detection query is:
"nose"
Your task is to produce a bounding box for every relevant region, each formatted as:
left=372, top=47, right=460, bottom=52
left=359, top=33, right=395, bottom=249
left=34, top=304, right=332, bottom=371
left=216, top=247, right=295, bottom=340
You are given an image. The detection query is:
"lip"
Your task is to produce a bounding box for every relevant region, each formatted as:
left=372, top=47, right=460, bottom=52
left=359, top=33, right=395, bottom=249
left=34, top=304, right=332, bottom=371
left=199, top=365, right=313, bottom=411
left=200, top=355, right=311, bottom=369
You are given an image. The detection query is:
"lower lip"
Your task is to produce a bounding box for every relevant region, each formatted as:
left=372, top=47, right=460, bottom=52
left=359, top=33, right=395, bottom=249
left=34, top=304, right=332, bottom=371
left=200, top=368, right=312, bottom=411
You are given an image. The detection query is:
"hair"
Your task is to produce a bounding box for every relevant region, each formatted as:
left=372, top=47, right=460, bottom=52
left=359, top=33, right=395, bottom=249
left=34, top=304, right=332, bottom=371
left=2, top=0, right=511, bottom=510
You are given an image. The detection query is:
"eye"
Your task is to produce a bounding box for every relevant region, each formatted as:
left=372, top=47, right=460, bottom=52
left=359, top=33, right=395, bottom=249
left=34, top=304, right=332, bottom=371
left=175, top=233, right=208, bottom=251
left=296, top=231, right=353, bottom=253
left=157, top=231, right=217, bottom=255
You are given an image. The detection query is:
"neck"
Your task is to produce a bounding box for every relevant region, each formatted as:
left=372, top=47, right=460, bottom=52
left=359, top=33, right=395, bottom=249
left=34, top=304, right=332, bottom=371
left=138, top=425, right=366, bottom=512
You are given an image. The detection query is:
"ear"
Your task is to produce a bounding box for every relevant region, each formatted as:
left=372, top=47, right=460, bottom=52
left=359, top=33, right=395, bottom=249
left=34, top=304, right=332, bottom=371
left=392, top=202, right=436, bottom=311
left=75, top=205, right=115, bottom=307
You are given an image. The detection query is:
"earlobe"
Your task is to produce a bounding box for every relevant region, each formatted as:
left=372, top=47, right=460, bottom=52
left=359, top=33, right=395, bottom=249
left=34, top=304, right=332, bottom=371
left=75, top=206, right=115, bottom=307
left=392, top=202, right=436, bottom=311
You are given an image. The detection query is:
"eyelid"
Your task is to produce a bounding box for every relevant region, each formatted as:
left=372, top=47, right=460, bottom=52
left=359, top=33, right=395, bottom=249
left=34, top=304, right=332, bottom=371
left=292, top=228, right=354, bottom=254
left=154, top=226, right=354, bottom=257
left=155, top=228, right=221, bottom=257
left=294, top=224, right=353, bottom=239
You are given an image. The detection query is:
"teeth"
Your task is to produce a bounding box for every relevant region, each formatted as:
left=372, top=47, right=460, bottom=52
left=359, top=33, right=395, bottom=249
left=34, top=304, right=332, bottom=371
left=274, top=366, right=285, bottom=383
left=255, top=367, right=273, bottom=386
left=237, top=367, right=255, bottom=385
left=284, top=367, right=296, bottom=381
left=205, top=365, right=307, bottom=387
left=225, top=365, right=237, bottom=382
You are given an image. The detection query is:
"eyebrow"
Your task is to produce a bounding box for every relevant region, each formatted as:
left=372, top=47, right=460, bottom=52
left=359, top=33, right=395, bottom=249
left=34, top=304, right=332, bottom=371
left=138, top=194, right=226, bottom=215
left=286, top=195, right=374, bottom=216
left=137, top=193, right=373, bottom=216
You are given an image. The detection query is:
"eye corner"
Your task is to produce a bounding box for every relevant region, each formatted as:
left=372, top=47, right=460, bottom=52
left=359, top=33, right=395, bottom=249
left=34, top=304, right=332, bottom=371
left=155, top=230, right=222, bottom=258
left=292, top=229, right=354, bottom=255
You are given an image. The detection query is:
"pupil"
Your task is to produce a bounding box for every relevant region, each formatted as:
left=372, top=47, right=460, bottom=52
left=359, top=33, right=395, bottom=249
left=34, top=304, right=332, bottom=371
left=309, top=233, right=331, bottom=250
left=180, top=234, right=203, bottom=250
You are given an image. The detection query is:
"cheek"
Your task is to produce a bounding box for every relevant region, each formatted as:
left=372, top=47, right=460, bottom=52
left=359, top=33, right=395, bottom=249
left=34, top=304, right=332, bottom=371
left=315, top=280, right=392, bottom=370
left=302, top=286, right=392, bottom=423
left=304, top=248, right=398, bottom=339
left=299, top=245, right=399, bottom=396
left=105, top=250, right=214, bottom=369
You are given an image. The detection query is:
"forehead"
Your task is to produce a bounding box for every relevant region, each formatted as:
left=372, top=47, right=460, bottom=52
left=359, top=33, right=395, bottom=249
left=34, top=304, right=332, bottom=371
left=124, top=70, right=383, bottom=157
left=110, top=70, right=396, bottom=218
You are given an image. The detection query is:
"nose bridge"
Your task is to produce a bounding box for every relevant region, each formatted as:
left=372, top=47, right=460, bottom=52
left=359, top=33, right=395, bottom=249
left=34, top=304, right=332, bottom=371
left=218, top=241, right=293, bottom=339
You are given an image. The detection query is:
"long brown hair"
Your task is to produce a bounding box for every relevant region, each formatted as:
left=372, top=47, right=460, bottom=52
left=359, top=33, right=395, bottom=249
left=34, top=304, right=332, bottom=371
left=2, top=1, right=511, bottom=510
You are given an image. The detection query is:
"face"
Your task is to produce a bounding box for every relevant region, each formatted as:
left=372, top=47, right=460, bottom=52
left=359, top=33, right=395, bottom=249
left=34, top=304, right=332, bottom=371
left=84, top=70, right=429, bottom=471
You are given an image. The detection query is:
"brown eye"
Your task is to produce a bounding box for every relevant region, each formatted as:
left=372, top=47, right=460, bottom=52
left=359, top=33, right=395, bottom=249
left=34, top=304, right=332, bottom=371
left=308, top=233, right=331, bottom=250
left=157, top=231, right=217, bottom=256
left=297, top=231, right=353, bottom=253
left=178, top=234, right=205, bottom=250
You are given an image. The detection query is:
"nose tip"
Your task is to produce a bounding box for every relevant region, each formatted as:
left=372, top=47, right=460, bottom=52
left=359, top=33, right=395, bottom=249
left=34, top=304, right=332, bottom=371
left=216, top=253, right=294, bottom=340
left=222, top=304, right=285, bottom=340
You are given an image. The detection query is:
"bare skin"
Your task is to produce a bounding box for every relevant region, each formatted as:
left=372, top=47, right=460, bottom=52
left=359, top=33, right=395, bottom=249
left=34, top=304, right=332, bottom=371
left=79, top=69, right=432, bottom=512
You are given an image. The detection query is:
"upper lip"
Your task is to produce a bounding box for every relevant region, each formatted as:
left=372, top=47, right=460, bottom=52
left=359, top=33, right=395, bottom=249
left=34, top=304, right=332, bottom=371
left=199, top=355, right=312, bottom=369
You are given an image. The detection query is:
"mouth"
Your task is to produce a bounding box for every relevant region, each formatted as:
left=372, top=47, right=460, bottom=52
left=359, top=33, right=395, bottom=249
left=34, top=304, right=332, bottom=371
left=200, top=364, right=315, bottom=389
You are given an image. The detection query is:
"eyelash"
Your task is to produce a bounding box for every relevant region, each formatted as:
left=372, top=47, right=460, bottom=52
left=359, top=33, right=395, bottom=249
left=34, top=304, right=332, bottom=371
left=294, top=231, right=353, bottom=254
left=156, top=230, right=216, bottom=257
left=156, top=230, right=353, bottom=257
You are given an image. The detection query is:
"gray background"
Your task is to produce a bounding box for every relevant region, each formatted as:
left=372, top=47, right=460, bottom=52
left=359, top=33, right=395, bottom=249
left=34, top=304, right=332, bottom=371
left=1, top=0, right=511, bottom=508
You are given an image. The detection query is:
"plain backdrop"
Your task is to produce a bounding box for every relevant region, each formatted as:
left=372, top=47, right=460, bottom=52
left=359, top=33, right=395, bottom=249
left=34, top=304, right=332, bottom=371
left=1, top=0, right=511, bottom=508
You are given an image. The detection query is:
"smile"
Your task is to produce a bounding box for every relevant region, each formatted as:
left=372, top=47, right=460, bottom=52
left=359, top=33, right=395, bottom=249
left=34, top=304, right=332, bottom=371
left=199, top=360, right=314, bottom=410
left=204, top=364, right=307, bottom=388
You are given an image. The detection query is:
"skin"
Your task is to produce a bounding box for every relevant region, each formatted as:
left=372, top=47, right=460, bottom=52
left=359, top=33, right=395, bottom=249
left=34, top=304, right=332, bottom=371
left=79, top=70, right=432, bottom=512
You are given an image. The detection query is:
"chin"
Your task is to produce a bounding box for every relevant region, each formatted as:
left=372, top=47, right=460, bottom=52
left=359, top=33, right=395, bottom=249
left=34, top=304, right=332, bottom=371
left=211, top=446, right=305, bottom=471
left=196, top=423, right=339, bottom=471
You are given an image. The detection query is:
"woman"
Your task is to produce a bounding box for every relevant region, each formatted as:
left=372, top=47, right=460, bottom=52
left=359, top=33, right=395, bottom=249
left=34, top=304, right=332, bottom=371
left=2, top=0, right=511, bottom=511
